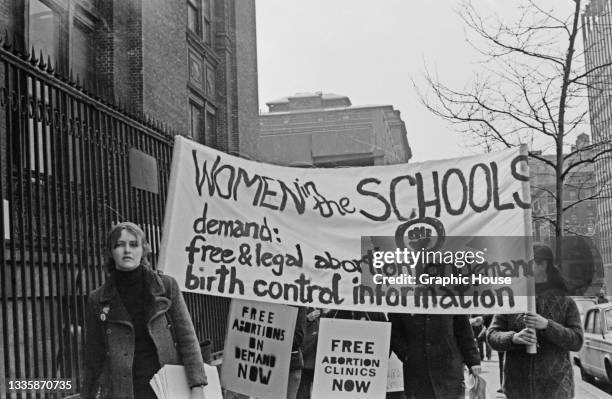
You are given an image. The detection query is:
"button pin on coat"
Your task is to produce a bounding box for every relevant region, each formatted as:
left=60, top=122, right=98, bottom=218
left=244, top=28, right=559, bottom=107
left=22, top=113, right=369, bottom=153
left=100, top=306, right=109, bottom=322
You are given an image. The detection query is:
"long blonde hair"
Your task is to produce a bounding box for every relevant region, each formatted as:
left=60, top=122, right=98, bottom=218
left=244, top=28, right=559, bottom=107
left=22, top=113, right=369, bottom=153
left=104, top=222, right=151, bottom=273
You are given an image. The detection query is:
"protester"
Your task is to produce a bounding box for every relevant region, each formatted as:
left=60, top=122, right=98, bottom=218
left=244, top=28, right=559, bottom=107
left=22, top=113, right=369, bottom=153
left=470, top=315, right=492, bottom=361
left=597, top=287, right=608, bottom=303
left=475, top=314, right=501, bottom=391
left=496, top=351, right=505, bottom=393
left=296, top=308, right=322, bottom=399
left=82, top=222, right=207, bottom=399
left=487, top=244, right=583, bottom=399
left=287, top=306, right=307, bottom=399
left=388, top=313, right=481, bottom=399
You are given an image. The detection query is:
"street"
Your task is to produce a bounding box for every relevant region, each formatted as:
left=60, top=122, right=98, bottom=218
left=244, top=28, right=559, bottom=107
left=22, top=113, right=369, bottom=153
left=474, top=352, right=612, bottom=399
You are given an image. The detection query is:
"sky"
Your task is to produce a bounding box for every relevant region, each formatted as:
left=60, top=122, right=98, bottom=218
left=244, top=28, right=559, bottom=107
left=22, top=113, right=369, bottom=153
left=255, top=0, right=580, bottom=162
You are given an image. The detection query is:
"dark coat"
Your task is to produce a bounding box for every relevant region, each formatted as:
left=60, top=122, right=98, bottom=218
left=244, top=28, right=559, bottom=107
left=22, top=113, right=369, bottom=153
left=487, top=288, right=583, bottom=399
left=388, top=314, right=480, bottom=399
left=81, top=269, right=207, bottom=399
left=302, top=308, right=320, bottom=371
left=290, top=307, right=307, bottom=371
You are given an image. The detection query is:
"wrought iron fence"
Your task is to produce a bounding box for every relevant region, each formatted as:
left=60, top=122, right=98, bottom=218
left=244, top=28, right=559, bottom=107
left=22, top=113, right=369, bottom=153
left=0, top=38, right=229, bottom=398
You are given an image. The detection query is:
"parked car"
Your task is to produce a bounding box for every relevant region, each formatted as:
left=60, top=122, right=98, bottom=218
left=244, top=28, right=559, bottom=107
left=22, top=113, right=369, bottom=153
left=570, top=297, right=597, bottom=364
left=571, top=296, right=598, bottom=323
left=576, top=303, right=612, bottom=383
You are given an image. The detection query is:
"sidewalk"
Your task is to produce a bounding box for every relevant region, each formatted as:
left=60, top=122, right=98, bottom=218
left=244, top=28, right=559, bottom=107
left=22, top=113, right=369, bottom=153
left=474, top=352, right=612, bottom=399
left=468, top=351, right=503, bottom=398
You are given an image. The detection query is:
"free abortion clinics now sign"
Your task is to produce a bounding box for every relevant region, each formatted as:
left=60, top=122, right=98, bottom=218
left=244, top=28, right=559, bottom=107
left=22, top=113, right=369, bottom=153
left=312, top=319, right=391, bottom=398
left=159, top=136, right=533, bottom=313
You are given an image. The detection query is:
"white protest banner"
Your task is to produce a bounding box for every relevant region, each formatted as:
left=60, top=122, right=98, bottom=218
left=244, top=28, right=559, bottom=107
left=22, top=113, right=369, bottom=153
left=221, top=299, right=296, bottom=399
left=159, top=136, right=533, bottom=313
left=386, top=352, right=403, bottom=392
left=311, top=318, right=390, bottom=398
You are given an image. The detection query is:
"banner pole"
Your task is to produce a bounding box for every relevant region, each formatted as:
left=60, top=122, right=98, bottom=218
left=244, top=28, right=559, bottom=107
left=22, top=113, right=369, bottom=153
left=520, top=144, right=537, bottom=355
left=157, top=135, right=184, bottom=272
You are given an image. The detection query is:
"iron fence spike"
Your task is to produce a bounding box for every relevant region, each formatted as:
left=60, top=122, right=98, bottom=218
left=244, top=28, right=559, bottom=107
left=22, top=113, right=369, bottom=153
left=29, top=46, right=37, bottom=64
left=12, top=33, right=19, bottom=54
left=20, top=44, right=29, bottom=60
left=38, top=50, right=46, bottom=69
left=46, top=56, right=54, bottom=73
left=54, top=59, right=62, bottom=79
left=2, top=29, right=11, bottom=50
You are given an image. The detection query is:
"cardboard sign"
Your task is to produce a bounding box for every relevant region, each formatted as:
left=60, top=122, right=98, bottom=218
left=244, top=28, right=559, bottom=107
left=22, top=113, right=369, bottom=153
left=221, top=299, right=297, bottom=399
left=159, top=136, right=532, bottom=313
left=386, top=352, right=404, bottom=392
left=311, top=318, right=391, bottom=398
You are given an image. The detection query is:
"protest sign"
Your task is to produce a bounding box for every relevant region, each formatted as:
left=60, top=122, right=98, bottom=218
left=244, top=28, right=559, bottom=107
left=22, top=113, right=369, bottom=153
left=386, top=352, right=404, bottom=392
left=311, top=318, right=390, bottom=398
left=221, top=299, right=296, bottom=399
left=159, top=136, right=533, bottom=313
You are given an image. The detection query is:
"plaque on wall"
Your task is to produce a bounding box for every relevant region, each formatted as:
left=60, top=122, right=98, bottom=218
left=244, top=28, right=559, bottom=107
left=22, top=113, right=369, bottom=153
left=129, top=148, right=159, bottom=194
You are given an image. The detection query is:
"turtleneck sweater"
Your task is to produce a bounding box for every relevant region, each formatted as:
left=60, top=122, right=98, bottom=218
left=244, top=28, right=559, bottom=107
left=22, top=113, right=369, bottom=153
left=113, top=266, right=160, bottom=398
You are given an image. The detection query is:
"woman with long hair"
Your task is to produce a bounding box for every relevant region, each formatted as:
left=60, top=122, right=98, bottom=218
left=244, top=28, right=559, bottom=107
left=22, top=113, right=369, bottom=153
left=82, top=222, right=207, bottom=399
left=487, top=244, right=583, bottom=399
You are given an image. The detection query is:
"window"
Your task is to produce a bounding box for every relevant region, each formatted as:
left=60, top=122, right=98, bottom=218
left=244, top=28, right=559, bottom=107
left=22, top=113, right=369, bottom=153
left=189, top=51, right=203, bottom=86
left=72, top=19, right=95, bottom=85
left=606, top=310, right=612, bottom=332
left=23, top=1, right=103, bottom=178
left=29, top=0, right=61, bottom=67
left=205, top=109, right=216, bottom=146
left=190, top=102, right=204, bottom=142
left=28, top=0, right=101, bottom=84
left=594, top=310, right=601, bottom=333
left=188, top=0, right=202, bottom=36
left=205, top=64, right=215, bottom=96
left=585, top=310, right=596, bottom=332
left=203, top=0, right=212, bottom=44
left=19, top=78, right=54, bottom=176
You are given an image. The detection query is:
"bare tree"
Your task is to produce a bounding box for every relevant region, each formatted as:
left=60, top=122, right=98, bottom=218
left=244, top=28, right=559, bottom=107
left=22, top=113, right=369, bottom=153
left=417, top=0, right=612, bottom=260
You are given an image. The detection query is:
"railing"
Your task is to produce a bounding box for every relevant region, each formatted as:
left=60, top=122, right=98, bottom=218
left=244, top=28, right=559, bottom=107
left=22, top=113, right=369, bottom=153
left=0, top=36, right=229, bottom=398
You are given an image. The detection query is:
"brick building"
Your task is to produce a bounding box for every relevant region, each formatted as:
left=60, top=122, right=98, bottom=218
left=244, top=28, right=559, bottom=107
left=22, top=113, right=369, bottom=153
left=530, top=134, right=603, bottom=293
left=0, top=1, right=258, bottom=397
left=259, top=92, right=411, bottom=167
left=531, top=135, right=599, bottom=242
left=583, top=0, right=612, bottom=275
left=1, top=0, right=259, bottom=154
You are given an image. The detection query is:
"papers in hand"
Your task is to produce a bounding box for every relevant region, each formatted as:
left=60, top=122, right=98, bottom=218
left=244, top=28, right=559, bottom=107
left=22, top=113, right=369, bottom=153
left=150, top=364, right=222, bottom=399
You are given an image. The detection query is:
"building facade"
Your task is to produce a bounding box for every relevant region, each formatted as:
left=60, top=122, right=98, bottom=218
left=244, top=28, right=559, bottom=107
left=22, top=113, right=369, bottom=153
left=583, top=0, right=612, bottom=273
left=1, top=0, right=259, bottom=153
left=530, top=135, right=604, bottom=293
left=531, top=135, right=599, bottom=242
left=0, top=1, right=258, bottom=397
left=258, top=92, right=411, bottom=167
